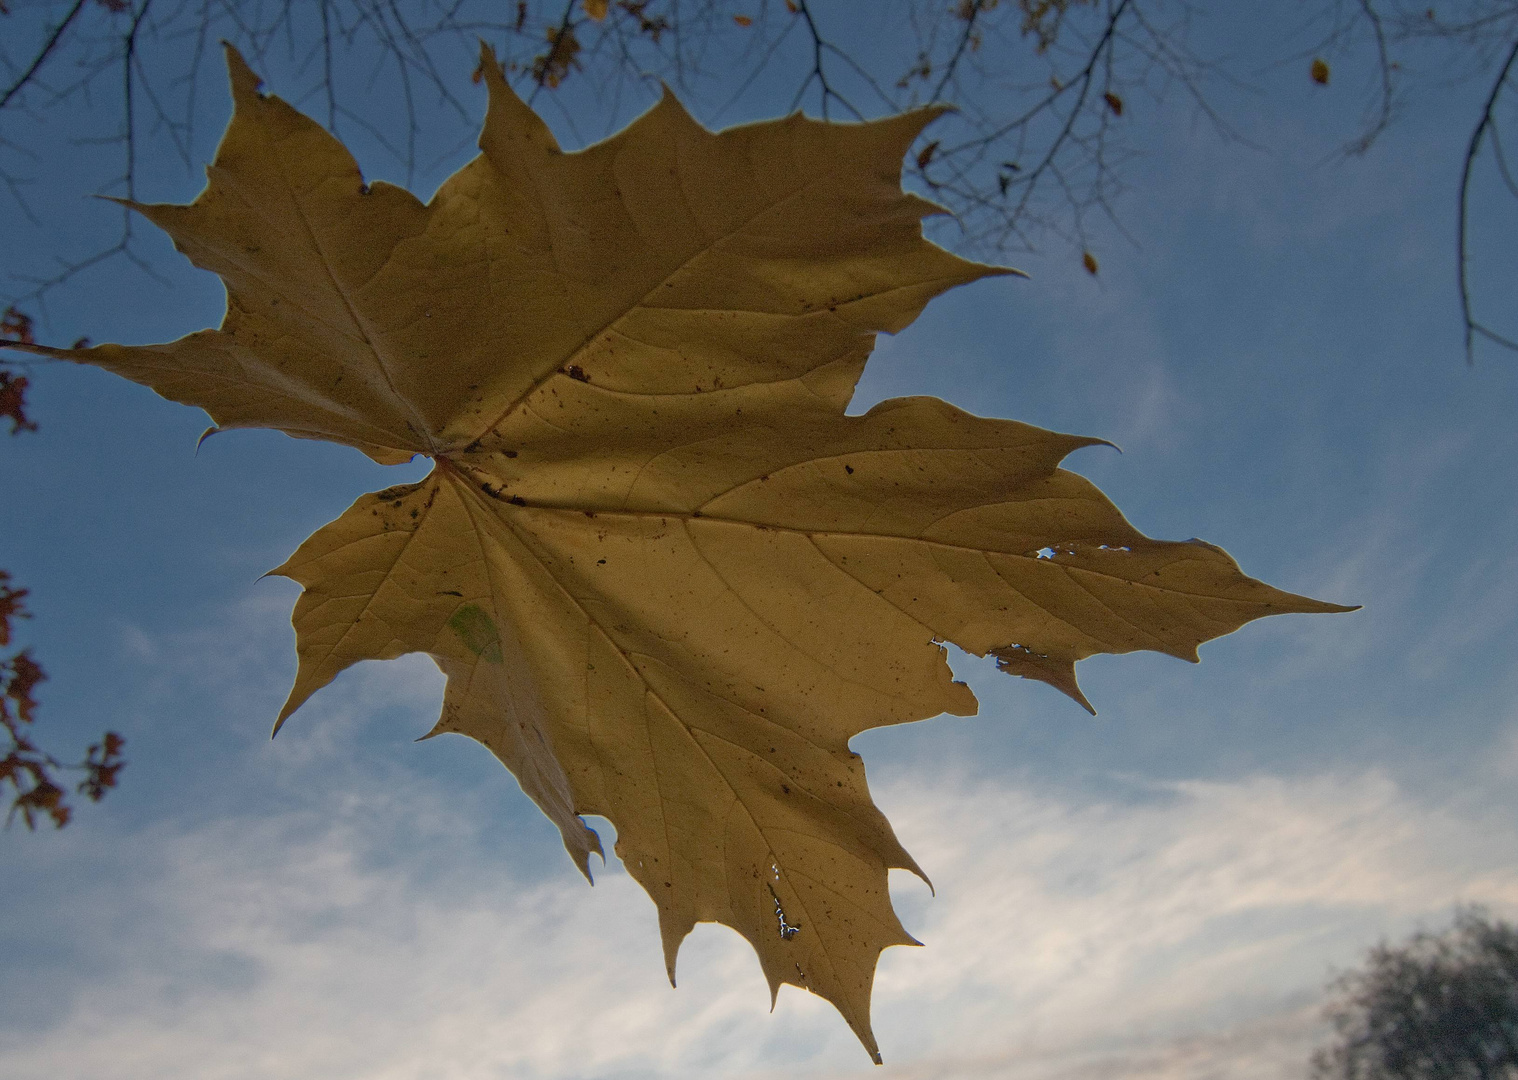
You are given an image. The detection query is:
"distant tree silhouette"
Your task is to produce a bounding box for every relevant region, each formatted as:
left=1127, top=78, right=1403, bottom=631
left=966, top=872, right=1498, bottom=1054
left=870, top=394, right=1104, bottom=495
left=1312, top=907, right=1518, bottom=1080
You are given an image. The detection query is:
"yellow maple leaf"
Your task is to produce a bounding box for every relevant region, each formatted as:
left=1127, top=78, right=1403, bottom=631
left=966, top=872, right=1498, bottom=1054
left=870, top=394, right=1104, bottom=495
left=11, top=46, right=1353, bottom=1061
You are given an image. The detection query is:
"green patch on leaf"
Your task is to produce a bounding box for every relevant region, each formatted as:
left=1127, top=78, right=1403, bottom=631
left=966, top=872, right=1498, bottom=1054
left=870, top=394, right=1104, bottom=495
left=448, top=604, right=503, bottom=664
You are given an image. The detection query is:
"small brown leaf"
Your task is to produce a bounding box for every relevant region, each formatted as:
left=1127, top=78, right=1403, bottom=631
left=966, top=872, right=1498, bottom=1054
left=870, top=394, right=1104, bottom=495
left=1311, top=57, right=1330, bottom=85
left=79, top=732, right=126, bottom=801
left=1082, top=251, right=1099, bottom=275
left=7, top=651, right=45, bottom=724
left=532, top=27, right=582, bottom=88
left=1103, top=91, right=1124, bottom=116
left=0, top=306, right=34, bottom=345
left=915, top=139, right=939, bottom=170
left=11, top=778, right=68, bottom=830
left=733, top=14, right=753, bottom=26
left=583, top=0, right=608, bottom=19
left=0, top=572, right=28, bottom=646
left=0, top=371, right=35, bottom=434
left=785, top=0, right=799, bottom=11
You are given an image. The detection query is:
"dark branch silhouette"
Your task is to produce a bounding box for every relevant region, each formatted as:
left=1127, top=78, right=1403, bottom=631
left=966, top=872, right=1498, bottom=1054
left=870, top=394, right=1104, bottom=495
left=0, top=0, right=89, bottom=111
left=0, top=0, right=1232, bottom=312
left=2, top=1, right=1517, bottom=343
left=1459, top=35, right=1518, bottom=360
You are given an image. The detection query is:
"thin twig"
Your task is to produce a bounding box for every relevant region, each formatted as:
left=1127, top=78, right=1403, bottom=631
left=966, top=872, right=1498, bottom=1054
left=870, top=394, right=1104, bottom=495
left=928, top=0, right=983, bottom=104
left=527, top=0, right=579, bottom=105
left=1345, top=0, right=1395, bottom=155
left=1457, top=33, right=1518, bottom=361
left=0, top=0, right=91, bottom=111
left=1005, top=0, right=1131, bottom=229
left=791, top=0, right=861, bottom=120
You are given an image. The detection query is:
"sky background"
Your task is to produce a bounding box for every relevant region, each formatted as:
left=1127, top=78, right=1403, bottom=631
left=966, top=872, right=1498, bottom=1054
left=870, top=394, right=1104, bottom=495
left=3, top=3, right=1518, bottom=1078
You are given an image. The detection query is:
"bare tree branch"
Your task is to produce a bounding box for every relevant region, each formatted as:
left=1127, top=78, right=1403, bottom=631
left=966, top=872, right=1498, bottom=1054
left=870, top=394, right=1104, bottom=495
left=1344, top=0, right=1395, bottom=155
left=790, top=1, right=863, bottom=120
left=1, top=0, right=1515, bottom=356
left=926, top=0, right=984, bottom=105
left=0, top=0, right=89, bottom=111
left=1458, top=32, right=1518, bottom=360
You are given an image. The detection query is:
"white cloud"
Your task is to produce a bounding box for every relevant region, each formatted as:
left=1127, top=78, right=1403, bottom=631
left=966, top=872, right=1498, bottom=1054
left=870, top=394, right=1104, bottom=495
left=854, top=765, right=1518, bottom=1077
left=4, top=723, right=1514, bottom=1080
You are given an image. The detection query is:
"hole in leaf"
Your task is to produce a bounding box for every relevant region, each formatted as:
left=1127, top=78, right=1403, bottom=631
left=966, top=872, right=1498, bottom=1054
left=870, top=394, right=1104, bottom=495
left=769, top=884, right=801, bottom=940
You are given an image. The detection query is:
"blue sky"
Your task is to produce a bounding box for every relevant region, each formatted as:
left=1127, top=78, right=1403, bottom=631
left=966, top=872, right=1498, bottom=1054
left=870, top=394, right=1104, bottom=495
left=3, top=4, right=1517, bottom=1078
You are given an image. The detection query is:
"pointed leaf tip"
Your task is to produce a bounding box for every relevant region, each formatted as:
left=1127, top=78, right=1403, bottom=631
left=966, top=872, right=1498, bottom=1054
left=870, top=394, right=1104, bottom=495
left=573, top=852, right=594, bottom=884
left=992, top=645, right=1096, bottom=714
left=986, top=264, right=1031, bottom=280
left=474, top=38, right=499, bottom=81
left=477, top=43, right=559, bottom=155
left=220, top=42, right=264, bottom=100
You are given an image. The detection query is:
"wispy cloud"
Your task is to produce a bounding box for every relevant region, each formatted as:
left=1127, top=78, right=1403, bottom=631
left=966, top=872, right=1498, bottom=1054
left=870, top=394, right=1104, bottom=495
left=4, top=660, right=1512, bottom=1080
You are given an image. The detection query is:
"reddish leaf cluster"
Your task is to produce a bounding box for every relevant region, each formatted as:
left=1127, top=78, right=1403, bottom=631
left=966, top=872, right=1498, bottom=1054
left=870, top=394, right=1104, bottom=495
left=79, top=732, right=127, bottom=802
left=616, top=1, right=670, bottom=42
left=0, top=574, right=126, bottom=830
left=1, top=306, right=34, bottom=345
left=0, top=647, right=66, bottom=829
left=0, top=572, right=27, bottom=643
left=531, top=24, right=583, bottom=89
left=1, top=306, right=37, bottom=433
left=523, top=1, right=670, bottom=89
left=0, top=372, right=35, bottom=434
left=1012, top=0, right=1095, bottom=54
left=0, top=313, right=126, bottom=828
